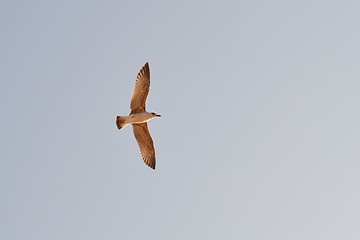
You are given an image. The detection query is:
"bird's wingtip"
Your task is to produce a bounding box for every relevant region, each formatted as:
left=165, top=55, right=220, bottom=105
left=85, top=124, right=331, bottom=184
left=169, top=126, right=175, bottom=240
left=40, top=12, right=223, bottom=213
left=149, top=163, right=155, bottom=170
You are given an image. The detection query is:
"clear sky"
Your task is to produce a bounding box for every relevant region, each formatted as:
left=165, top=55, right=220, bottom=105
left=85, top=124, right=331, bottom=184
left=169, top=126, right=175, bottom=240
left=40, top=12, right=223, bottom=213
left=1, top=0, right=360, bottom=239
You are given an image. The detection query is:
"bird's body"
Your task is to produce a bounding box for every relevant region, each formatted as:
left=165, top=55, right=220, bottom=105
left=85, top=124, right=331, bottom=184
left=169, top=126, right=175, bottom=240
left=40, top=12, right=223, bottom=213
left=116, top=62, right=160, bottom=170
left=116, top=112, right=159, bottom=129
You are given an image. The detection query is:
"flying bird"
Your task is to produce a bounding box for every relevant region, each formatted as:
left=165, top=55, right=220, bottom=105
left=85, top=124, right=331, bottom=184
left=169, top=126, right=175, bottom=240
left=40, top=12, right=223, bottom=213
left=116, top=62, right=161, bottom=169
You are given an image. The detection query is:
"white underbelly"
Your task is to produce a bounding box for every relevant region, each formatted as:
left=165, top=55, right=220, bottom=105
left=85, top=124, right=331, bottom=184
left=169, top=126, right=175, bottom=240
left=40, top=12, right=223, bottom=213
left=126, top=113, right=155, bottom=124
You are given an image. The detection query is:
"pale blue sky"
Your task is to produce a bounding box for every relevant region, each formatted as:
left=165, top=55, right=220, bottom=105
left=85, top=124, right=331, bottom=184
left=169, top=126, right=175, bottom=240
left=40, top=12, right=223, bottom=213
left=1, top=0, right=360, bottom=239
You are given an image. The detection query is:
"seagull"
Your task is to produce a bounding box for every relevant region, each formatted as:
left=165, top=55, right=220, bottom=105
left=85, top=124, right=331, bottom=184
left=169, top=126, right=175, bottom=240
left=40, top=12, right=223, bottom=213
left=116, top=62, right=161, bottom=170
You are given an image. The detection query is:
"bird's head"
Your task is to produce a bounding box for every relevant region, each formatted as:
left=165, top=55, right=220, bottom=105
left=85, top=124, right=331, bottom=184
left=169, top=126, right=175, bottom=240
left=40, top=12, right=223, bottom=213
left=151, top=112, right=161, bottom=117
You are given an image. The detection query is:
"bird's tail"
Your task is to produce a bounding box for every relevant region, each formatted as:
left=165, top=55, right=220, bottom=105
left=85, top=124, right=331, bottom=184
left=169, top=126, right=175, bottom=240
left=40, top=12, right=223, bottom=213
left=116, top=116, right=127, bottom=130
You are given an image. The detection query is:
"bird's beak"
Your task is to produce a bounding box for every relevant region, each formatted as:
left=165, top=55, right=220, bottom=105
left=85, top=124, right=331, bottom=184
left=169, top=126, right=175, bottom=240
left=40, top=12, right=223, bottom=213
left=156, top=114, right=161, bottom=117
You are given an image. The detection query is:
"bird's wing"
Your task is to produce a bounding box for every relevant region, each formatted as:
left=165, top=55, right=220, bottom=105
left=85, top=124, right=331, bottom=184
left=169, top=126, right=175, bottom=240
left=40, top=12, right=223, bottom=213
left=130, top=62, right=150, bottom=114
left=132, top=123, right=156, bottom=169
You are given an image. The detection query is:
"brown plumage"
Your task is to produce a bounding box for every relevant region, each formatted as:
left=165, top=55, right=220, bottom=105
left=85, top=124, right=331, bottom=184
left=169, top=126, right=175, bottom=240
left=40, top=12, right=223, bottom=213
left=132, top=123, right=156, bottom=169
left=116, top=62, right=160, bottom=170
left=130, top=62, right=150, bottom=114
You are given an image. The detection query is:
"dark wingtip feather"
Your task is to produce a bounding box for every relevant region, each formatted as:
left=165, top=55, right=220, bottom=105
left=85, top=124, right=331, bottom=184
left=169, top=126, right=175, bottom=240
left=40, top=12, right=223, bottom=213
left=146, top=160, right=156, bottom=170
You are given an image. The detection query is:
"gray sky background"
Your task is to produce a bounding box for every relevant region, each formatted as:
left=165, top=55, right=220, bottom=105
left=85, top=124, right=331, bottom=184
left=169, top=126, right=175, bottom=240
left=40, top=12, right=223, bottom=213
left=1, top=0, right=360, bottom=239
